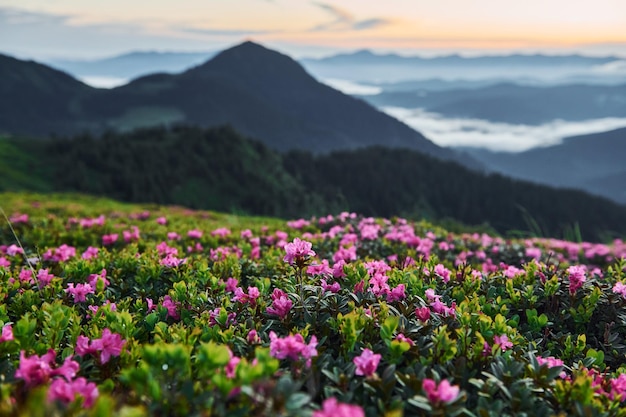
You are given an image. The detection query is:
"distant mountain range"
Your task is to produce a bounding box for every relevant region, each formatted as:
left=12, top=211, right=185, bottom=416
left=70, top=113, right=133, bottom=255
left=362, top=82, right=626, bottom=124
left=49, top=51, right=216, bottom=80
left=301, top=50, right=624, bottom=84
left=466, top=127, right=626, bottom=204
left=0, top=42, right=472, bottom=166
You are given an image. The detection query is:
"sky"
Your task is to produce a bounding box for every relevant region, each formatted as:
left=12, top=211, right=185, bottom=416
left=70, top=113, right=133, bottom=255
left=1, top=0, right=626, bottom=60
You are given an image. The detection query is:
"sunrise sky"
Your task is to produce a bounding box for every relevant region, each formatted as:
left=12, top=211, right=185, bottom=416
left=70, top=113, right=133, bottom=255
left=1, top=0, right=626, bottom=59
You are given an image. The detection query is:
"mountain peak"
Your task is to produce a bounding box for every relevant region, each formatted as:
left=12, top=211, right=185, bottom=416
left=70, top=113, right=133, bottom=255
left=187, top=40, right=314, bottom=86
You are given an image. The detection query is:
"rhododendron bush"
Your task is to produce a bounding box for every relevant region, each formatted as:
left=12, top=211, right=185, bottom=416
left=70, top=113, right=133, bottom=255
left=1, top=193, right=626, bottom=416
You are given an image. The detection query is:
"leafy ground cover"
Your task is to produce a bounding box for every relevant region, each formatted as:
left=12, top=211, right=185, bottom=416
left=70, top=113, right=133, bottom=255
left=1, top=192, right=626, bottom=416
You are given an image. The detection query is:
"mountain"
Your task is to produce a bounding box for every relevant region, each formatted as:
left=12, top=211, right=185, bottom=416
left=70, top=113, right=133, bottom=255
left=0, top=41, right=472, bottom=165
left=0, top=53, right=92, bottom=136
left=467, top=127, right=626, bottom=203
left=362, top=82, right=626, bottom=124
left=301, top=51, right=621, bottom=84
left=49, top=51, right=215, bottom=81
left=3, top=125, right=626, bottom=241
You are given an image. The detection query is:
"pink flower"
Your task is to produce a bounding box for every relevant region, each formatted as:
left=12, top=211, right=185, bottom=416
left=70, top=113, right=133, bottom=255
left=333, top=246, right=357, bottom=263
left=387, top=284, right=406, bottom=302
left=353, top=348, right=381, bottom=377
left=233, top=286, right=261, bottom=306
left=54, top=356, right=80, bottom=381
left=247, top=329, right=261, bottom=344
left=48, top=377, right=99, bottom=407
left=15, top=350, right=79, bottom=387
left=211, top=227, right=231, bottom=238
left=422, top=378, right=460, bottom=404
left=433, top=264, right=451, bottom=283
left=160, top=254, right=186, bottom=268
left=332, top=260, right=347, bottom=278
left=75, top=335, right=97, bottom=357
left=81, top=246, right=99, bottom=260
left=266, top=288, right=293, bottom=319
left=102, top=234, right=118, bottom=246
left=65, top=283, right=95, bottom=303
left=19, top=269, right=34, bottom=284
left=167, top=232, right=181, bottom=241
left=6, top=244, right=24, bottom=256
left=610, top=374, right=626, bottom=401
left=416, top=307, right=431, bottom=322
left=395, top=333, right=415, bottom=346
left=15, top=350, right=55, bottom=386
left=536, top=356, right=566, bottom=378
left=494, top=334, right=513, bottom=351
left=146, top=298, right=156, bottom=312
left=123, top=226, right=140, bottom=242
left=312, top=398, right=365, bottom=417
left=156, top=241, right=178, bottom=256
left=567, top=265, right=587, bottom=294
left=0, top=324, right=13, bottom=343
left=162, top=295, right=180, bottom=319
left=9, top=213, right=29, bottom=224
left=156, top=216, right=167, bottom=225
left=225, top=349, right=240, bottom=379
left=0, top=256, right=10, bottom=268
left=321, top=279, right=341, bottom=293
left=187, top=229, right=203, bottom=239
left=307, top=260, right=333, bottom=277
left=225, top=277, right=239, bottom=293
left=283, top=238, right=316, bottom=265
left=269, top=331, right=318, bottom=367
left=613, top=282, right=626, bottom=298
left=91, top=329, right=126, bottom=364
left=88, top=269, right=109, bottom=289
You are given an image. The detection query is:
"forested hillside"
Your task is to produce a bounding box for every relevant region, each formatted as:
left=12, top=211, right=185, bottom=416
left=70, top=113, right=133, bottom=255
left=2, top=125, right=625, bottom=241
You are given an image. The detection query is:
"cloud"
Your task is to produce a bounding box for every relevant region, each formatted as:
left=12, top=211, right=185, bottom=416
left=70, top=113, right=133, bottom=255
left=311, top=2, right=396, bottom=31
left=174, top=26, right=273, bottom=37
left=0, top=7, right=70, bottom=26
left=0, top=6, right=252, bottom=59
left=382, top=106, right=626, bottom=152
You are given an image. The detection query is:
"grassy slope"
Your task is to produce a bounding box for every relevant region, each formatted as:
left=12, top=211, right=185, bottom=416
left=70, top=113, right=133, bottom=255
left=0, top=136, right=52, bottom=192
left=0, top=191, right=286, bottom=232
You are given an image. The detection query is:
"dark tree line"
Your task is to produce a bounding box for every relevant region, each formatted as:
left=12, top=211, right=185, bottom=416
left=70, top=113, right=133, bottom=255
left=7, top=125, right=626, bottom=241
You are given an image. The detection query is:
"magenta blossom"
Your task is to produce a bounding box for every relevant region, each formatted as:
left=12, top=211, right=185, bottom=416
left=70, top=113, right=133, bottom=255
left=211, top=227, right=231, bottom=238
left=160, top=254, right=186, bottom=268
left=266, top=288, right=293, bottom=319
left=162, top=295, right=180, bottom=319
left=92, top=329, right=126, bottom=364
left=15, top=350, right=79, bottom=387
left=48, top=377, right=99, bottom=407
left=353, top=348, right=381, bottom=377
left=536, top=356, right=567, bottom=378
left=102, top=234, right=118, bottom=246
left=423, top=378, right=460, bottom=404
left=0, top=324, right=13, bottom=343
left=494, top=334, right=513, bottom=351
left=88, top=269, right=109, bottom=289
left=65, top=283, right=95, bottom=303
left=82, top=246, right=99, bottom=260
left=187, top=229, right=203, bottom=239
left=613, top=282, right=626, bottom=298
left=232, top=286, right=261, bottom=306
left=312, top=398, right=365, bottom=417
left=567, top=265, right=587, bottom=294
left=283, top=238, right=316, bottom=265
left=269, top=331, right=318, bottom=367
